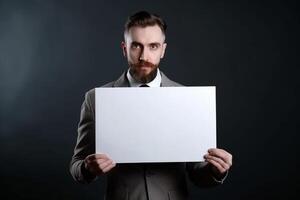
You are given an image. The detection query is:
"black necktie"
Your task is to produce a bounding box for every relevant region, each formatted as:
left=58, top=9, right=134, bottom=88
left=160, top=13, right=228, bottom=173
left=139, top=84, right=149, bottom=87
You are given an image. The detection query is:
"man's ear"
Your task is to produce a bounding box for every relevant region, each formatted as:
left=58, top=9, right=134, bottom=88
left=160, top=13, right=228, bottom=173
left=161, top=43, right=167, bottom=59
left=121, top=41, right=127, bottom=57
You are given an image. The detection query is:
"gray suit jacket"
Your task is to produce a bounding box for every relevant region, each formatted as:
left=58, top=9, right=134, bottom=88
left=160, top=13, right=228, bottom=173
left=70, top=71, right=225, bottom=200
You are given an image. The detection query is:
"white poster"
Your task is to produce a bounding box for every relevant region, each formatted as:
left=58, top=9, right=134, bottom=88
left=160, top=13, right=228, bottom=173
left=95, top=86, right=216, bottom=163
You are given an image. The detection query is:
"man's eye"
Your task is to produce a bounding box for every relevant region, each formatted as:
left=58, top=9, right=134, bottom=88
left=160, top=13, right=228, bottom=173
left=131, top=44, right=140, bottom=49
left=150, top=44, right=159, bottom=50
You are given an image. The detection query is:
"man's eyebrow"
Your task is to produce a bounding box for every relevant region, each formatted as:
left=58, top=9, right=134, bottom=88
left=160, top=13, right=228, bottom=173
left=131, top=41, right=142, bottom=45
left=131, top=41, right=161, bottom=46
left=149, top=42, right=161, bottom=46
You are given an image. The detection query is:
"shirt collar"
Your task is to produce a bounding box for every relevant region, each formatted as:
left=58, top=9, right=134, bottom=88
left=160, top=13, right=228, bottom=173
left=126, top=68, right=162, bottom=87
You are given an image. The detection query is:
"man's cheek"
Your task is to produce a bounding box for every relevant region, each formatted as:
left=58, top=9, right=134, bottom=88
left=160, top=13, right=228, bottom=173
left=129, top=53, right=138, bottom=62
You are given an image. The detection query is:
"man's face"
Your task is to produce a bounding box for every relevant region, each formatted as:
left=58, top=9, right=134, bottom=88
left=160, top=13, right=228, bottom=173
left=122, top=25, right=167, bottom=83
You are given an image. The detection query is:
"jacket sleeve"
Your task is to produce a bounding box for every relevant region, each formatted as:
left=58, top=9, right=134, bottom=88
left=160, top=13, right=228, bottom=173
left=69, top=91, right=97, bottom=184
left=186, top=161, right=228, bottom=187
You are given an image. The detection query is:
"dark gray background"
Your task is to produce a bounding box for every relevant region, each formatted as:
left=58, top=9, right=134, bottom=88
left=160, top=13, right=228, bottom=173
left=0, top=0, right=299, bottom=199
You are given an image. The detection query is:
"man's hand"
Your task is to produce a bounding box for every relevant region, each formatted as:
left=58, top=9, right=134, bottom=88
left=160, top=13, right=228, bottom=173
left=84, top=154, right=116, bottom=175
left=204, top=148, right=233, bottom=177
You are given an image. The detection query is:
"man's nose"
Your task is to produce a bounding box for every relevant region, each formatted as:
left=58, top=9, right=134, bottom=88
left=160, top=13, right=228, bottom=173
left=139, top=48, right=149, bottom=61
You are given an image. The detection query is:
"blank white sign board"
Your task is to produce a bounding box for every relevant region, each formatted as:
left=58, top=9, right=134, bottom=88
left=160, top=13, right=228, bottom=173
left=95, top=86, right=216, bottom=163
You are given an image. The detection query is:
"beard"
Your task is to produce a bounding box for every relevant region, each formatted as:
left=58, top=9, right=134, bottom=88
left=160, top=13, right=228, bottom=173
left=129, top=60, right=159, bottom=83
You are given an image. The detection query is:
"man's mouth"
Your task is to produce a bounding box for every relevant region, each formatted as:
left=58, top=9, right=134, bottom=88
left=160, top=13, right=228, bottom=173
left=135, top=61, right=155, bottom=69
left=139, top=65, right=150, bottom=68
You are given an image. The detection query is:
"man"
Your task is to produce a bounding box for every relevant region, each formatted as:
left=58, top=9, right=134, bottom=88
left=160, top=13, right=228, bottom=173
left=70, top=11, right=233, bottom=200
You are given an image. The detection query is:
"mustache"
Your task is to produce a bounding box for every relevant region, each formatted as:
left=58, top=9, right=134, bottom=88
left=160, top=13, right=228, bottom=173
left=132, top=60, right=156, bottom=68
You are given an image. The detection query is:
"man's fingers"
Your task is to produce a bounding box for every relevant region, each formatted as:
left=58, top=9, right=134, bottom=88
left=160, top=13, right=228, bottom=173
left=204, top=155, right=230, bottom=171
left=86, top=153, right=109, bottom=162
left=94, top=153, right=110, bottom=159
left=102, top=162, right=116, bottom=173
left=208, top=148, right=233, bottom=166
left=99, top=159, right=114, bottom=170
left=94, top=158, right=111, bottom=164
left=208, top=148, right=227, bottom=158
left=206, top=158, right=227, bottom=174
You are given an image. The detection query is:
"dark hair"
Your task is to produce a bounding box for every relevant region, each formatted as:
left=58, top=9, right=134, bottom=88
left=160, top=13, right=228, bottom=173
left=124, top=11, right=167, bottom=35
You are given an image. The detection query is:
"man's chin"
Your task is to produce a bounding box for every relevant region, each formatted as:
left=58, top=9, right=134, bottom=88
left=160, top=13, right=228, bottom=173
left=135, top=68, right=152, bottom=76
left=138, top=70, right=151, bottom=76
left=129, top=66, right=158, bottom=83
left=136, top=74, right=150, bottom=82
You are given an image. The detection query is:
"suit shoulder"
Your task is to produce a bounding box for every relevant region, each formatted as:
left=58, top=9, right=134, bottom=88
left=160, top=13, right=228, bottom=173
left=170, top=80, right=184, bottom=87
left=101, top=81, right=115, bottom=88
left=165, top=78, right=184, bottom=87
left=160, top=71, right=184, bottom=87
left=85, top=81, right=115, bottom=98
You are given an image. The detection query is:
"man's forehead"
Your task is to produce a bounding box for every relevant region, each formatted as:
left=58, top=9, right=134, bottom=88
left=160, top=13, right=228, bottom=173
left=125, top=25, right=165, bottom=44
